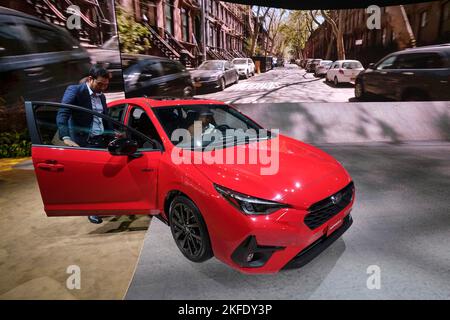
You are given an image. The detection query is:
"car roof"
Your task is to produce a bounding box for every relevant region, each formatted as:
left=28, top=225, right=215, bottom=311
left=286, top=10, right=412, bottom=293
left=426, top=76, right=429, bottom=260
left=0, top=6, right=62, bottom=29
left=395, top=43, right=450, bottom=54
left=334, top=60, right=362, bottom=63
left=109, top=97, right=227, bottom=108
left=121, top=53, right=174, bottom=62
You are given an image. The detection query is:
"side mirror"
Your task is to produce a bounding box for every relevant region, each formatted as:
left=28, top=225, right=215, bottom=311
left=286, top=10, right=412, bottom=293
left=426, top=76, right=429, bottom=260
left=108, top=138, right=139, bottom=157
left=368, top=63, right=375, bottom=69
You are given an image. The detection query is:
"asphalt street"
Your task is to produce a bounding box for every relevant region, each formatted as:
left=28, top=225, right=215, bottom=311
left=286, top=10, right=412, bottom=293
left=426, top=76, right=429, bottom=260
left=193, top=63, right=356, bottom=103
left=126, top=142, right=450, bottom=300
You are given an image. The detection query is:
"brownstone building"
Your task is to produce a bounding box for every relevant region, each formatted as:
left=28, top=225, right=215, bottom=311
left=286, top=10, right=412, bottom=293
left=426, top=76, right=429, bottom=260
left=0, top=0, right=116, bottom=46
left=117, top=0, right=250, bottom=67
left=304, top=1, right=450, bottom=66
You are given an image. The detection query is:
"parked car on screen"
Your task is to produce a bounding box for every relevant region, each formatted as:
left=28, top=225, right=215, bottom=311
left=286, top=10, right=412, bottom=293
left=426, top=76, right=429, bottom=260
left=232, top=58, right=255, bottom=78
left=190, top=60, right=239, bottom=92
left=304, top=59, right=314, bottom=71
left=122, top=54, right=193, bottom=98
left=314, top=60, right=333, bottom=77
left=0, top=6, right=90, bottom=107
left=355, top=44, right=450, bottom=101
left=308, top=59, right=322, bottom=73
left=25, top=97, right=355, bottom=274
left=88, top=35, right=123, bottom=91
left=326, top=60, right=364, bottom=86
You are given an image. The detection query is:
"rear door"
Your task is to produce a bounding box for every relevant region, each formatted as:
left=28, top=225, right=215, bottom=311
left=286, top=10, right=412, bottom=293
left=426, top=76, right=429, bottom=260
left=394, top=52, right=449, bottom=100
left=26, top=101, right=162, bottom=217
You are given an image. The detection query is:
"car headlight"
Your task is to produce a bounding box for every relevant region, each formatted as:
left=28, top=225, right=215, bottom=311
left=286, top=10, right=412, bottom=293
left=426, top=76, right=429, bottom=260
left=214, top=184, right=289, bottom=215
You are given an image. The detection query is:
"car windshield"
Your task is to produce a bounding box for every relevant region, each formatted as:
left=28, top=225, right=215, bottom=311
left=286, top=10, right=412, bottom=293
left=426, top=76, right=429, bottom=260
left=342, top=61, right=363, bottom=69
left=198, top=61, right=224, bottom=70
left=233, top=59, right=248, bottom=64
left=153, top=104, right=274, bottom=151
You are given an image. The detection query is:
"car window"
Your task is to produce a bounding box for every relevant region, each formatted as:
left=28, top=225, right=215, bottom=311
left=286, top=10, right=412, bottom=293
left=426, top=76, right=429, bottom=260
left=333, top=63, right=340, bottom=69
left=0, top=21, right=30, bottom=56
left=342, top=61, right=363, bottom=69
left=153, top=104, right=266, bottom=150
left=161, top=61, right=183, bottom=75
left=395, top=52, right=445, bottom=69
left=141, top=61, right=162, bottom=78
left=32, top=103, right=155, bottom=150
left=127, top=106, right=162, bottom=149
left=108, top=104, right=127, bottom=123
left=376, top=55, right=397, bottom=70
left=24, top=22, right=74, bottom=53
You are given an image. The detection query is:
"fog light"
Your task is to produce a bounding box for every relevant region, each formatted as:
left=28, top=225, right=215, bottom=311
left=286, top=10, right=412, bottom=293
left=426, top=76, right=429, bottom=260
left=246, top=253, right=254, bottom=262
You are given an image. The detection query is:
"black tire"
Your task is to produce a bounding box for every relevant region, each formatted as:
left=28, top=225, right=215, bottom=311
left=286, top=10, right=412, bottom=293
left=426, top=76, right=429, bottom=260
left=169, top=195, right=213, bottom=263
left=354, top=81, right=366, bottom=100
left=334, top=76, right=339, bottom=87
left=219, top=77, right=226, bottom=91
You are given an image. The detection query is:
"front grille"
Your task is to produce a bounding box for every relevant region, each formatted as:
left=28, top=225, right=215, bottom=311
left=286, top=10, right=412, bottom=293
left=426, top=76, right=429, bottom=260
left=304, top=182, right=354, bottom=230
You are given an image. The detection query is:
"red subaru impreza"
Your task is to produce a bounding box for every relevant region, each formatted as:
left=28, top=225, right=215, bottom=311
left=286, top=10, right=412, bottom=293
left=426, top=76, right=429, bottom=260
left=26, top=97, right=355, bottom=274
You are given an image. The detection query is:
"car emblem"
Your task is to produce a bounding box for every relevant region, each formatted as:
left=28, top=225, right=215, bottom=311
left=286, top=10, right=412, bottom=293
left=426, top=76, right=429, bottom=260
left=331, top=193, right=342, bottom=205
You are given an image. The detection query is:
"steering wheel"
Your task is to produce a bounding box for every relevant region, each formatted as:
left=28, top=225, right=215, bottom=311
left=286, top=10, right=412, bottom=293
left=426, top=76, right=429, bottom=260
left=215, top=124, right=232, bottom=133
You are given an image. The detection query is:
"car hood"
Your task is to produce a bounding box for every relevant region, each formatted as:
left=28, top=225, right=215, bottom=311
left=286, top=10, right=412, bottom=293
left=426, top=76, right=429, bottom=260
left=234, top=64, right=247, bottom=68
left=191, top=70, right=223, bottom=78
left=192, top=135, right=351, bottom=208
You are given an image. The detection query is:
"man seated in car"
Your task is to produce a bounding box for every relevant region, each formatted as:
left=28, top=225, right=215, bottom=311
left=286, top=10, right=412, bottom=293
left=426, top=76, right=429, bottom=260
left=187, top=110, right=216, bottom=137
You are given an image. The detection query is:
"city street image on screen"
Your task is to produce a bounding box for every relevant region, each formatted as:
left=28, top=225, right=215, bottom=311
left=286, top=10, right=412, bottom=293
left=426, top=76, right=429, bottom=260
left=0, top=0, right=449, bottom=302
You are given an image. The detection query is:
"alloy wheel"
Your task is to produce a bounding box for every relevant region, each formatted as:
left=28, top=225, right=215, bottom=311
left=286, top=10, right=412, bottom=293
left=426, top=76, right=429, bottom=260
left=170, top=202, right=204, bottom=258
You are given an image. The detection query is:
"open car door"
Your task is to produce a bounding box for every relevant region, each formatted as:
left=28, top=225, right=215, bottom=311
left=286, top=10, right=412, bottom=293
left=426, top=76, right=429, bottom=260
left=25, top=101, right=162, bottom=217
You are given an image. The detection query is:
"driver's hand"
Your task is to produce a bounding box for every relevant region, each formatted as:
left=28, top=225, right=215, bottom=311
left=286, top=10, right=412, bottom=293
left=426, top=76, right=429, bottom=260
left=63, top=139, right=79, bottom=147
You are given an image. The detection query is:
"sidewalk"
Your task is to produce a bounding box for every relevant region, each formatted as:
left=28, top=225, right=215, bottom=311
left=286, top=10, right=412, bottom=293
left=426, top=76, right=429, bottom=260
left=0, top=161, right=150, bottom=299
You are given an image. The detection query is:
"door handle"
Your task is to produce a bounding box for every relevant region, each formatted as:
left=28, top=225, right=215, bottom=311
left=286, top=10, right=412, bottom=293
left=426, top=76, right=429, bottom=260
left=379, top=71, right=387, bottom=74
left=37, top=163, right=64, bottom=172
left=402, top=72, right=414, bottom=75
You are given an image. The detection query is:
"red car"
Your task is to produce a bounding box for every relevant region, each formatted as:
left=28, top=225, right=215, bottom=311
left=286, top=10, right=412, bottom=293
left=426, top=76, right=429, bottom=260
left=25, top=97, right=355, bottom=274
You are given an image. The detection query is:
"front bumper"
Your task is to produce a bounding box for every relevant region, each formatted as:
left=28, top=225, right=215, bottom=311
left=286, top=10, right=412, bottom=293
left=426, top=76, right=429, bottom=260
left=205, top=186, right=355, bottom=274
left=193, top=79, right=220, bottom=90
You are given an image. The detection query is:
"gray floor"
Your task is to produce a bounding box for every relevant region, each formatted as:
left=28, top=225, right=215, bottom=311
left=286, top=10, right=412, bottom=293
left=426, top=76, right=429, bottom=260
left=126, top=142, right=450, bottom=300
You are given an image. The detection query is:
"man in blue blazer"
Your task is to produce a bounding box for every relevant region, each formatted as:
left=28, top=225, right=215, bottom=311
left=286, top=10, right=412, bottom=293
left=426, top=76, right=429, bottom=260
left=57, top=65, right=112, bottom=148
left=57, top=65, right=112, bottom=224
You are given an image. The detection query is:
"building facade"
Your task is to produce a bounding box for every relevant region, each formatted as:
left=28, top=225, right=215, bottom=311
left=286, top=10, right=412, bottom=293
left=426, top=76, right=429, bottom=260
left=304, top=1, right=450, bottom=66
left=0, top=0, right=116, bottom=46
left=117, top=0, right=250, bottom=66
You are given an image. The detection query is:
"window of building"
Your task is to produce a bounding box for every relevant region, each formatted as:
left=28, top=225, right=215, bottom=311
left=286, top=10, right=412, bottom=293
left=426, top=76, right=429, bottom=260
left=141, top=0, right=157, bottom=26
left=420, top=11, right=428, bottom=28
left=440, top=1, right=450, bottom=38
left=181, top=8, right=189, bottom=42
left=165, top=0, right=174, bottom=35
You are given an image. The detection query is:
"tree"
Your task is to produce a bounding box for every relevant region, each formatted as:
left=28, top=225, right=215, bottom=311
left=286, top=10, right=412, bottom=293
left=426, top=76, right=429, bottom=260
left=320, top=10, right=346, bottom=60
left=250, top=6, right=271, bottom=56
left=279, top=11, right=313, bottom=59
left=385, top=5, right=416, bottom=49
left=264, top=9, right=286, bottom=56
left=116, top=6, right=151, bottom=54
